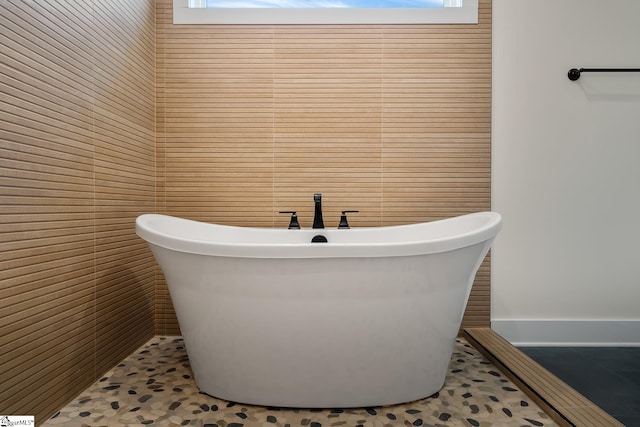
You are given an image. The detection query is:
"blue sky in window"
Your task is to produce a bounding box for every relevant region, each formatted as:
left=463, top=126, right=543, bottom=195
left=205, top=0, right=445, bottom=8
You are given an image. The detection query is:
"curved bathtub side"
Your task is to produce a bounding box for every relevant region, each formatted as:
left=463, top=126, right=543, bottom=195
left=148, top=238, right=493, bottom=408
left=136, top=212, right=502, bottom=259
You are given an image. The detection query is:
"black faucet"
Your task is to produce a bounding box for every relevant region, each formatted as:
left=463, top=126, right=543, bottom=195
left=279, top=211, right=300, bottom=229
left=312, top=193, right=324, bottom=229
left=338, top=210, right=359, bottom=229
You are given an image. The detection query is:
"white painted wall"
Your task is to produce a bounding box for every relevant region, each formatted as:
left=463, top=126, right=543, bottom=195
left=491, top=0, right=640, bottom=345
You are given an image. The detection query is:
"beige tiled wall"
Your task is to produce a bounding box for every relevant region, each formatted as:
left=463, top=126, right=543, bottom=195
left=1, top=0, right=492, bottom=422
left=0, top=0, right=156, bottom=422
left=156, top=0, right=493, bottom=335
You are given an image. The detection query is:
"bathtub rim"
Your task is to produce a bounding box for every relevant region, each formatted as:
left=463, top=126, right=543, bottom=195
left=136, top=211, right=501, bottom=259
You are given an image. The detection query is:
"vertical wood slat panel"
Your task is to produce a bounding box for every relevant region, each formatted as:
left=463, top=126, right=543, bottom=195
left=156, top=1, right=170, bottom=335
left=156, top=0, right=492, bottom=334
left=0, top=1, right=96, bottom=420
left=93, top=0, right=157, bottom=377
left=0, top=0, right=156, bottom=423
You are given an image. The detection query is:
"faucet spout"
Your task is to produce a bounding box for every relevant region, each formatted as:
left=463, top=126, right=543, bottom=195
left=312, top=193, right=324, bottom=229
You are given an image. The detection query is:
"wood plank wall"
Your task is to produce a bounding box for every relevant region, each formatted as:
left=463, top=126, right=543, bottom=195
left=156, top=0, right=492, bottom=334
left=0, top=0, right=156, bottom=422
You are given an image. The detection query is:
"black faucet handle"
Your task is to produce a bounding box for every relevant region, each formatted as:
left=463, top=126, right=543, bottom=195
left=279, top=211, right=300, bottom=229
left=338, top=210, right=359, bottom=229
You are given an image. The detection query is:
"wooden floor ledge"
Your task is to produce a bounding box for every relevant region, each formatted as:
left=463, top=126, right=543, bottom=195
left=463, top=328, right=624, bottom=427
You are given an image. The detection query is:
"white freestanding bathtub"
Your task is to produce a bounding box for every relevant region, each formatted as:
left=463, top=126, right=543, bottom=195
left=136, top=212, right=502, bottom=408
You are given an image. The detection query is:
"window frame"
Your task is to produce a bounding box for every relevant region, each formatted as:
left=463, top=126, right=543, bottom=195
left=173, top=0, right=478, bottom=25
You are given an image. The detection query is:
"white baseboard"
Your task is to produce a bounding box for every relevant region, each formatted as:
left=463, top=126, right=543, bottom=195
left=491, top=320, right=640, bottom=346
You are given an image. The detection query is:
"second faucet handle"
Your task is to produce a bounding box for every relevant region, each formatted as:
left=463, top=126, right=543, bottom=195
left=338, top=210, right=359, bottom=229
left=279, top=211, right=300, bottom=229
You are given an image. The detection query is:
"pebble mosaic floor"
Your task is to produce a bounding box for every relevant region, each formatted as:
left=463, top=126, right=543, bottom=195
left=44, top=336, right=557, bottom=427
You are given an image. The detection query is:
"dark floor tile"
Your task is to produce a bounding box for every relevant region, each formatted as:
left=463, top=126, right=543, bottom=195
left=578, top=347, right=640, bottom=370
left=588, top=389, right=640, bottom=418
left=520, top=347, right=579, bottom=360
left=621, top=371, right=640, bottom=387
left=520, top=346, right=640, bottom=426
left=616, top=415, right=640, bottom=427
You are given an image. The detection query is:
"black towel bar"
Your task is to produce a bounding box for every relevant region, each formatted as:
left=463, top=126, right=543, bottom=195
left=568, top=68, right=640, bottom=81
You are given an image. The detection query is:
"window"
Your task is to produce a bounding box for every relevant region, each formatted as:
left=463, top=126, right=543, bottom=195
left=173, top=0, right=477, bottom=25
